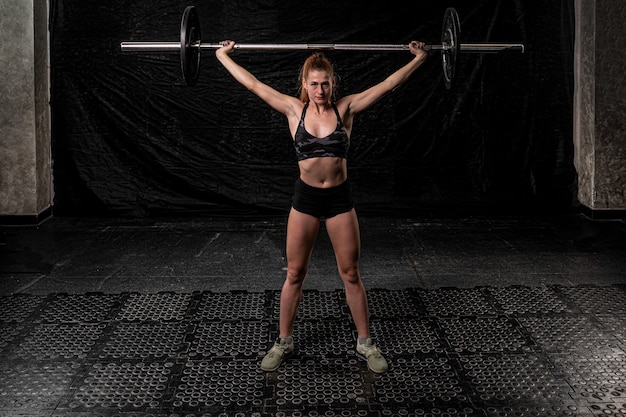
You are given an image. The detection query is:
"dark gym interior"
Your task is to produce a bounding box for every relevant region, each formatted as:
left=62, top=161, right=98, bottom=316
left=2, top=1, right=626, bottom=416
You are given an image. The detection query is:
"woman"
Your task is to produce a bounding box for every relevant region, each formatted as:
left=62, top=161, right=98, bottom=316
left=215, top=40, right=428, bottom=373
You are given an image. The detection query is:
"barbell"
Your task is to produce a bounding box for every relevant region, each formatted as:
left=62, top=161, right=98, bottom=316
left=120, top=6, right=524, bottom=88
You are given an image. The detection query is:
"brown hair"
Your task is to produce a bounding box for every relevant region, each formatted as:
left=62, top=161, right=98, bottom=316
left=298, top=52, right=338, bottom=102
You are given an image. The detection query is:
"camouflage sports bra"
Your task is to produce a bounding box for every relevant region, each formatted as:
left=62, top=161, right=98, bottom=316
left=293, top=102, right=349, bottom=161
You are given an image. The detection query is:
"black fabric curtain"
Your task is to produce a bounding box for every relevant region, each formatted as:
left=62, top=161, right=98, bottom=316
left=50, top=0, right=575, bottom=217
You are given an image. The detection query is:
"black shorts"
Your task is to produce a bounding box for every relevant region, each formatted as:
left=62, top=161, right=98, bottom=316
left=292, top=178, right=355, bottom=219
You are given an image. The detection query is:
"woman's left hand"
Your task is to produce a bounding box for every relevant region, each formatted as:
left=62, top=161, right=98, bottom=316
left=409, top=41, right=428, bottom=59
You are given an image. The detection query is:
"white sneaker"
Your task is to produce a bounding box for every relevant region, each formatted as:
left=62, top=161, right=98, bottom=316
left=356, top=338, right=388, bottom=373
left=260, top=338, right=294, bottom=371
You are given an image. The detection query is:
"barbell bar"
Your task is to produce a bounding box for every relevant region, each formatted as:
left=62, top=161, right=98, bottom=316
left=121, top=41, right=524, bottom=52
left=120, top=6, right=524, bottom=88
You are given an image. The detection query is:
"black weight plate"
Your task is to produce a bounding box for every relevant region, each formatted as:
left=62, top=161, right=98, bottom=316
left=441, top=7, right=460, bottom=89
left=180, top=6, right=201, bottom=86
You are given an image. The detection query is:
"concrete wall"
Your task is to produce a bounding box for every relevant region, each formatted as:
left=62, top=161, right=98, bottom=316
left=0, top=0, right=52, bottom=221
left=574, top=0, right=626, bottom=214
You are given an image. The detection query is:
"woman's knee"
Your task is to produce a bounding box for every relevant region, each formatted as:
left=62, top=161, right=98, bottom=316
left=339, top=265, right=361, bottom=285
left=285, top=264, right=308, bottom=285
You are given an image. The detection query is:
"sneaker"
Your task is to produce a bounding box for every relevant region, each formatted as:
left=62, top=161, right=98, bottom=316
left=356, top=338, right=388, bottom=373
left=260, top=337, right=294, bottom=371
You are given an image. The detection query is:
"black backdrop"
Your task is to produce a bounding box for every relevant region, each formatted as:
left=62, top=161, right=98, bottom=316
left=50, top=0, right=575, bottom=217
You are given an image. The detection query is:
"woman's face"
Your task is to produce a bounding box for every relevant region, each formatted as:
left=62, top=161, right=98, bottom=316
left=303, top=69, right=332, bottom=104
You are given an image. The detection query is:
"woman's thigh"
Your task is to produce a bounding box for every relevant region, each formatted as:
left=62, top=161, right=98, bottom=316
left=325, top=209, right=361, bottom=275
left=286, top=208, right=321, bottom=275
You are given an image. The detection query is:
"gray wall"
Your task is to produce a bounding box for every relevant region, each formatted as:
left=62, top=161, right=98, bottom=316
left=0, top=0, right=52, bottom=219
left=574, top=0, right=626, bottom=213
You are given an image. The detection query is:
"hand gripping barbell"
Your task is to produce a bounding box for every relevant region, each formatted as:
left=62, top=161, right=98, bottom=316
left=120, top=6, right=524, bottom=88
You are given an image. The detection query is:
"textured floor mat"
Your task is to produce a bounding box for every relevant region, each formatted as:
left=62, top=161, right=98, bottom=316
left=1, top=285, right=626, bottom=416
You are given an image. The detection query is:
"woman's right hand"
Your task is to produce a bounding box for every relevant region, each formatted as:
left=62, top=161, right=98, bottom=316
left=216, top=40, right=236, bottom=58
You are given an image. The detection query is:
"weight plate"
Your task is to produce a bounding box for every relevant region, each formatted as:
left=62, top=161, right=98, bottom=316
left=180, top=6, right=201, bottom=86
left=441, top=7, right=460, bottom=89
